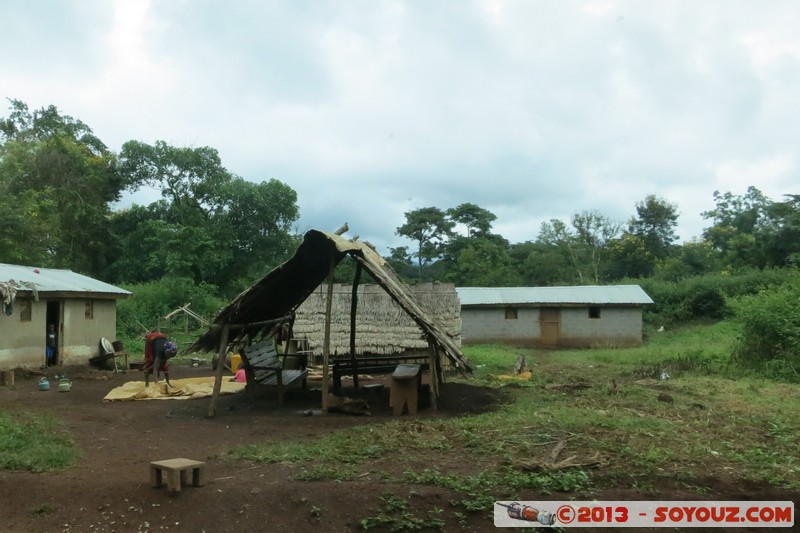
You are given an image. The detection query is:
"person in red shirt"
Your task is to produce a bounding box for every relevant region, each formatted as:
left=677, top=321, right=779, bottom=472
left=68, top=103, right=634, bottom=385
left=143, top=332, right=177, bottom=386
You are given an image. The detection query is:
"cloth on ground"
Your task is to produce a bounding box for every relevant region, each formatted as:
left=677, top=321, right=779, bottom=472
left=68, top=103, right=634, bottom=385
left=103, top=376, right=245, bottom=401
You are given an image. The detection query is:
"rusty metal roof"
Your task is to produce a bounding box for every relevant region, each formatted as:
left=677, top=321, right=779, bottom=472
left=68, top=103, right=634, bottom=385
left=0, top=263, right=131, bottom=298
left=456, top=285, right=654, bottom=306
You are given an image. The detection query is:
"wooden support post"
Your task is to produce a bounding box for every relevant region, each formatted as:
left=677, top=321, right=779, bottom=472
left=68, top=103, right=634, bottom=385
left=349, top=262, right=362, bottom=389
left=206, top=324, right=229, bottom=418
left=427, top=340, right=439, bottom=409
left=321, top=255, right=336, bottom=413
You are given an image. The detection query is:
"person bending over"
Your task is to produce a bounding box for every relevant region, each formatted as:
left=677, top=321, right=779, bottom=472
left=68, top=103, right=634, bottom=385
left=143, top=332, right=178, bottom=387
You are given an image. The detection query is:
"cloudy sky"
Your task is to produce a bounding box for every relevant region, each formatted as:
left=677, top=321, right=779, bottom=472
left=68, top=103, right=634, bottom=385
left=2, top=0, right=799, bottom=254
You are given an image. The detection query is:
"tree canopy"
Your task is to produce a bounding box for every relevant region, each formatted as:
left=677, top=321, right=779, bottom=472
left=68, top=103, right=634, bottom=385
left=2, top=99, right=798, bottom=295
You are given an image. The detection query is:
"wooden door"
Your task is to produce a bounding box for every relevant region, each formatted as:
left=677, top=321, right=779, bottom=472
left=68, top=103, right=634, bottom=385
left=539, top=308, right=560, bottom=346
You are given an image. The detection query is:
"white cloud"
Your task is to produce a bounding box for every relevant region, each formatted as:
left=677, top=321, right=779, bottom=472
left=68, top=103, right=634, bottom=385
left=2, top=0, right=800, bottom=256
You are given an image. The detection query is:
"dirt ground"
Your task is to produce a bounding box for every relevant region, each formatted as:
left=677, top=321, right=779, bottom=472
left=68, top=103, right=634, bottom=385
left=0, top=364, right=794, bottom=533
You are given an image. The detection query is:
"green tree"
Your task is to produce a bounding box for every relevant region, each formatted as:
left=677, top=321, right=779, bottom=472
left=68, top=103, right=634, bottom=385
left=761, top=194, right=800, bottom=267
left=628, top=194, right=679, bottom=261
left=446, top=203, right=496, bottom=238
left=537, top=210, right=621, bottom=283
left=450, top=235, right=520, bottom=286
left=0, top=100, right=122, bottom=274
left=396, top=207, right=454, bottom=280
left=603, top=233, right=653, bottom=279
left=509, top=241, right=573, bottom=286
left=114, top=141, right=300, bottom=293
left=702, top=187, right=771, bottom=248
left=386, top=246, right=415, bottom=281
left=119, top=140, right=232, bottom=226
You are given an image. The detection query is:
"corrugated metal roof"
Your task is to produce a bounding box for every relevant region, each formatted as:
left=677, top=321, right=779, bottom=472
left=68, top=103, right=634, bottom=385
left=456, top=285, right=653, bottom=306
left=0, top=263, right=131, bottom=297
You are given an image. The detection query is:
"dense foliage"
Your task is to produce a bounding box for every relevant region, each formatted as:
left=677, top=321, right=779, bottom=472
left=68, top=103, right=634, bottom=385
left=2, top=100, right=798, bottom=375
left=731, top=271, right=800, bottom=379
left=0, top=100, right=300, bottom=296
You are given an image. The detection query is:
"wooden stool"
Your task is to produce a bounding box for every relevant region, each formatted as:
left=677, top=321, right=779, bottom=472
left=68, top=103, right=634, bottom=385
left=150, top=458, right=205, bottom=493
left=390, top=364, right=421, bottom=416
left=0, top=370, right=14, bottom=386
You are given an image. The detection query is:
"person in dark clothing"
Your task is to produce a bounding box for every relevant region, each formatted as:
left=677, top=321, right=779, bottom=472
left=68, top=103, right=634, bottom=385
left=45, top=323, right=58, bottom=367
left=143, top=332, right=178, bottom=386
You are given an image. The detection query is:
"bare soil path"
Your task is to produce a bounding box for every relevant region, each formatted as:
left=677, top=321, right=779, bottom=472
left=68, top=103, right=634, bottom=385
left=1, top=364, right=793, bottom=532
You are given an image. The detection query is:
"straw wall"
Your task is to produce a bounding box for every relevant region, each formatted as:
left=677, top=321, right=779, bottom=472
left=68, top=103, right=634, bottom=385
left=293, top=283, right=461, bottom=356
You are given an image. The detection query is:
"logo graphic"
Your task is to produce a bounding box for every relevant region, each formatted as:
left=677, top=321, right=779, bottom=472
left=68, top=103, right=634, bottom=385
left=497, top=502, right=556, bottom=525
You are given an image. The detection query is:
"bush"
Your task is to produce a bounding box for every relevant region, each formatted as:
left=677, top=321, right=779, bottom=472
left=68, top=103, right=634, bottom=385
left=636, top=268, right=794, bottom=328
left=117, top=276, right=226, bottom=338
left=730, top=272, right=800, bottom=380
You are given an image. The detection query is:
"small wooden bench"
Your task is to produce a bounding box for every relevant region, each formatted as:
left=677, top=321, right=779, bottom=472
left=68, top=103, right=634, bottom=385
left=390, top=364, right=422, bottom=416
left=150, top=458, right=205, bottom=493
left=332, top=355, right=429, bottom=395
left=243, top=341, right=308, bottom=404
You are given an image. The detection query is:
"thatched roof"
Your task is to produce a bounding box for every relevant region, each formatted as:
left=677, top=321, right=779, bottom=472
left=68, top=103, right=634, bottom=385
left=186, top=230, right=473, bottom=374
left=294, top=283, right=461, bottom=356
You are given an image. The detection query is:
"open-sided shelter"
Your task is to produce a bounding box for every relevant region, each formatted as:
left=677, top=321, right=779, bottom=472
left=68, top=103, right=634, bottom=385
left=0, top=263, right=131, bottom=369
left=186, top=229, right=473, bottom=417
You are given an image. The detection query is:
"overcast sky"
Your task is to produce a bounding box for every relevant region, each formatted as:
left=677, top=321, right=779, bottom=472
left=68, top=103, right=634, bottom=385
left=2, top=1, right=799, bottom=254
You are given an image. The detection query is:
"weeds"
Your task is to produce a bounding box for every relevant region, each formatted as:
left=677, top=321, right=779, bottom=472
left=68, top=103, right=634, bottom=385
left=0, top=412, right=77, bottom=472
left=293, top=464, right=357, bottom=482
left=30, top=503, right=55, bottom=516
left=360, top=494, right=445, bottom=531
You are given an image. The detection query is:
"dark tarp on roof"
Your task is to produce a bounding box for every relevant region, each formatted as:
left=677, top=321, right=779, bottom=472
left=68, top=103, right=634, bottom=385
left=186, top=230, right=473, bottom=374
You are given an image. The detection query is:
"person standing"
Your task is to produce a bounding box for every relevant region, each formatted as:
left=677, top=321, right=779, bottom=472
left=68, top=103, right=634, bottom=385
left=45, top=323, right=58, bottom=367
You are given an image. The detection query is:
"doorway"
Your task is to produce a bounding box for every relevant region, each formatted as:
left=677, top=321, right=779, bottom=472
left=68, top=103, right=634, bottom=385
left=46, top=301, right=61, bottom=366
left=539, top=308, right=560, bottom=346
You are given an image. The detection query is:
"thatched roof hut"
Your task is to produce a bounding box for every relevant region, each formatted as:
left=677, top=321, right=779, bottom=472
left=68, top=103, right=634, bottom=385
left=293, top=283, right=461, bottom=357
left=186, top=229, right=473, bottom=416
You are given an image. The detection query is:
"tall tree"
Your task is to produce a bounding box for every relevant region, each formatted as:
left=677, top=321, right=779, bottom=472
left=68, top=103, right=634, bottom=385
left=0, top=100, right=122, bottom=275
left=628, top=194, right=679, bottom=267
left=396, top=207, right=454, bottom=280
left=115, top=141, right=300, bottom=293
left=701, top=186, right=773, bottom=267
left=450, top=235, right=520, bottom=286
left=446, top=203, right=497, bottom=238
left=761, top=194, right=800, bottom=267
left=119, top=140, right=231, bottom=226
left=509, top=241, right=574, bottom=286
left=537, top=210, right=621, bottom=283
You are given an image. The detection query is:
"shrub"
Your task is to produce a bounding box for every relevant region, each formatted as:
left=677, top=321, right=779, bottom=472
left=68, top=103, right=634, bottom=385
left=117, top=277, right=226, bottom=338
left=731, top=272, right=800, bottom=380
left=636, top=269, right=793, bottom=328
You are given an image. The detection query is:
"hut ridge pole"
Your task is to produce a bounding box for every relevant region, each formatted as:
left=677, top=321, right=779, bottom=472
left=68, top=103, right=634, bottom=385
left=321, top=254, right=336, bottom=413
left=349, top=262, right=362, bottom=388
left=207, top=324, right=230, bottom=418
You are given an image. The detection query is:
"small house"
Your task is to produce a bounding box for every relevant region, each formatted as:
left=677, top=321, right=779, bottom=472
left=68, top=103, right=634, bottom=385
left=457, top=285, right=653, bottom=347
left=0, top=263, right=131, bottom=368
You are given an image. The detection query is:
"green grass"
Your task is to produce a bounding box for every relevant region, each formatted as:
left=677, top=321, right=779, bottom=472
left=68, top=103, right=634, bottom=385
left=0, top=412, right=78, bottom=472
left=226, top=321, right=800, bottom=528
left=360, top=494, right=446, bottom=531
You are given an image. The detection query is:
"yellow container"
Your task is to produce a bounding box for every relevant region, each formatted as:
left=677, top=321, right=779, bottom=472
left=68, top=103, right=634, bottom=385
left=230, top=353, right=242, bottom=373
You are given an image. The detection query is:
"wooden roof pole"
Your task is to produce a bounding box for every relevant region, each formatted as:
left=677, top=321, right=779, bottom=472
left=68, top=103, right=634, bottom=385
left=206, top=324, right=230, bottom=418
left=349, top=262, right=362, bottom=389
left=321, top=254, right=336, bottom=413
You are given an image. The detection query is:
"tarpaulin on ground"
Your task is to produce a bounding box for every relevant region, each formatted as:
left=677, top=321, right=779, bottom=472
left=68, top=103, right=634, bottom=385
left=103, top=377, right=245, bottom=401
